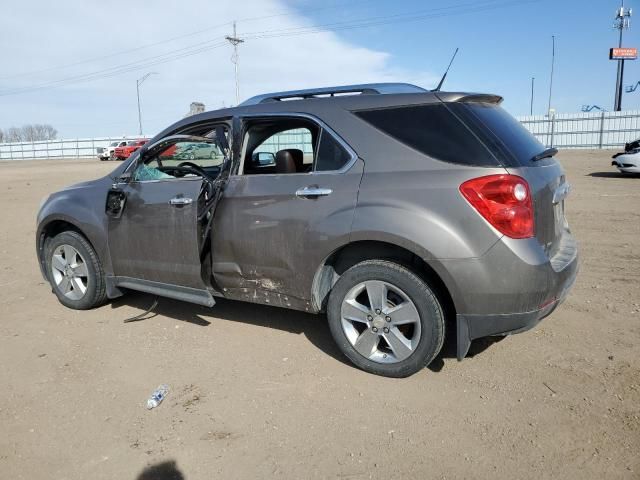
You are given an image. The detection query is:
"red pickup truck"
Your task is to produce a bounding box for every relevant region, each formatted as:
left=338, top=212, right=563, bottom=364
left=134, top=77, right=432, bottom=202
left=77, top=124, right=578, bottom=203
left=114, top=139, right=149, bottom=160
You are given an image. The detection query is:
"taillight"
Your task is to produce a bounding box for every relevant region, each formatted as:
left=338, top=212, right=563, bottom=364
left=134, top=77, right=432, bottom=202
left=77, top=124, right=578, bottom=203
left=459, top=174, right=534, bottom=239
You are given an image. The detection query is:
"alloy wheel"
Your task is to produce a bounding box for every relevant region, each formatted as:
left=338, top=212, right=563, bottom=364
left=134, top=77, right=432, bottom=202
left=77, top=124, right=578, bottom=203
left=50, top=244, right=89, bottom=300
left=340, top=280, right=422, bottom=364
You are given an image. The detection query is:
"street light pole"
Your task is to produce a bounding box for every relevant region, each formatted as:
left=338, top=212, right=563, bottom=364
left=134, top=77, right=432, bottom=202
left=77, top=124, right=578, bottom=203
left=547, top=35, right=555, bottom=116
left=136, top=72, right=158, bottom=136
left=530, top=77, right=535, bottom=115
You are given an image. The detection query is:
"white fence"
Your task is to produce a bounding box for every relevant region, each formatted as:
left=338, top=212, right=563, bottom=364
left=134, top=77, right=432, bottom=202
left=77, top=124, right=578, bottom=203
left=518, top=110, right=640, bottom=149
left=0, top=136, right=139, bottom=160
left=2, top=109, right=640, bottom=160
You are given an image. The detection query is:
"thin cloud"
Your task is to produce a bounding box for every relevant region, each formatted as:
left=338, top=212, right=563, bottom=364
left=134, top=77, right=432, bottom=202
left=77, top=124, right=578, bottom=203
left=0, top=0, right=435, bottom=138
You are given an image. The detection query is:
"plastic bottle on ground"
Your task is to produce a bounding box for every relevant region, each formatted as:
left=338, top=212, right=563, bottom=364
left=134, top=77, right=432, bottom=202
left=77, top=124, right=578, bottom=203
left=146, top=384, right=169, bottom=410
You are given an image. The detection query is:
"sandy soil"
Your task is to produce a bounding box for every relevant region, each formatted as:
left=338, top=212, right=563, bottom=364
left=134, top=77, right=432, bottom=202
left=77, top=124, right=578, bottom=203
left=0, top=151, right=638, bottom=480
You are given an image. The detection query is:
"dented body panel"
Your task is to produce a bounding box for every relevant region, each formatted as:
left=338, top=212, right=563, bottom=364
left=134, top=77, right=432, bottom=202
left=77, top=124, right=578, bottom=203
left=211, top=159, right=364, bottom=310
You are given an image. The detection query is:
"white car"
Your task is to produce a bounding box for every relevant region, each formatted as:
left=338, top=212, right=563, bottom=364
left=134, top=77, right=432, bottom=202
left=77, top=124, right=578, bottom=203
left=612, top=148, right=640, bottom=174
left=97, top=141, right=127, bottom=161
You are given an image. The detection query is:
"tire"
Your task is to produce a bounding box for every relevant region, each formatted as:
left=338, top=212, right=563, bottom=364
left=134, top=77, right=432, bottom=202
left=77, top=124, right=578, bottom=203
left=327, top=260, right=445, bottom=378
left=44, top=231, right=107, bottom=310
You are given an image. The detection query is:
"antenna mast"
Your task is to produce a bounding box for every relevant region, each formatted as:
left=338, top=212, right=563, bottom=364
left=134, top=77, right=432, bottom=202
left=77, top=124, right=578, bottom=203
left=433, top=48, right=459, bottom=92
left=613, top=1, right=632, bottom=111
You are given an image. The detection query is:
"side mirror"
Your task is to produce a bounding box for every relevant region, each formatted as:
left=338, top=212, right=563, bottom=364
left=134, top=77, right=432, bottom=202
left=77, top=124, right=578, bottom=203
left=116, top=171, right=133, bottom=184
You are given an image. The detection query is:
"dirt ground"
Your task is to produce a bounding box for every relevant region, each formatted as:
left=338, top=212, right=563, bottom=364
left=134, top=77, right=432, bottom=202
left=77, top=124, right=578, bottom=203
left=0, top=150, right=638, bottom=480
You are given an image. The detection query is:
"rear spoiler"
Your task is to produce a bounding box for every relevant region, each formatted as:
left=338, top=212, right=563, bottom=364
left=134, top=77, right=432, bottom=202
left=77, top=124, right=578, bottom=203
left=456, top=94, right=503, bottom=104
left=435, top=92, right=504, bottom=105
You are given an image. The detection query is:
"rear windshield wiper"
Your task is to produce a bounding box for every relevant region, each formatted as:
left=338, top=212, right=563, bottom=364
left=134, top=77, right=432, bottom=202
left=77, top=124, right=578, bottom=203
left=530, top=147, right=558, bottom=162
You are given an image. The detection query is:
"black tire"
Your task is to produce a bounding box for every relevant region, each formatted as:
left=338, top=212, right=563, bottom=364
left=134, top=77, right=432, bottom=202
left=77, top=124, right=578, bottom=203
left=327, top=260, right=445, bottom=378
left=44, top=231, right=107, bottom=310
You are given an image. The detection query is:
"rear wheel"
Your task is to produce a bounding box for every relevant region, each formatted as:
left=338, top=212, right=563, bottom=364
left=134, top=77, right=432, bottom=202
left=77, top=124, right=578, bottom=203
left=327, top=260, right=444, bottom=377
left=45, top=231, right=106, bottom=310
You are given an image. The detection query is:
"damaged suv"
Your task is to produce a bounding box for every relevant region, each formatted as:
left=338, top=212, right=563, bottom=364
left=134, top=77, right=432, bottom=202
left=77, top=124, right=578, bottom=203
left=36, top=83, right=578, bottom=377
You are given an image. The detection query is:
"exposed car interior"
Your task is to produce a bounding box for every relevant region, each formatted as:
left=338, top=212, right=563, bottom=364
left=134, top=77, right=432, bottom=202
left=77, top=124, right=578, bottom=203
left=241, top=118, right=317, bottom=175
left=135, top=126, right=229, bottom=182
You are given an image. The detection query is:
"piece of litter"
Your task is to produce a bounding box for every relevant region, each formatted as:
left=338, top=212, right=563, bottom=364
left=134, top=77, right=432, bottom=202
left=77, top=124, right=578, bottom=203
left=542, top=382, right=557, bottom=395
left=146, top=384, right=169, bottom=410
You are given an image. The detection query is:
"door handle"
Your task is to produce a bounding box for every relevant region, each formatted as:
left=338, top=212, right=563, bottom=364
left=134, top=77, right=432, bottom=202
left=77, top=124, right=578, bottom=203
left=295, top=186, right=333, bottom=198
left=169, top=196, right=193, bottom=206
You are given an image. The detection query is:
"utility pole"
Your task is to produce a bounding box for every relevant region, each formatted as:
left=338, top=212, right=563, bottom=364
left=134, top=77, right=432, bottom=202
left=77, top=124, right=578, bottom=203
left=613, top=1, right=632, bottom=111
left=530, top=77, right=535, bottom=115
left=136, top=72, right=158, bottom=136
left=226, top=21, right=244, bottom=105
left=547, top=36, right=555, bottom=116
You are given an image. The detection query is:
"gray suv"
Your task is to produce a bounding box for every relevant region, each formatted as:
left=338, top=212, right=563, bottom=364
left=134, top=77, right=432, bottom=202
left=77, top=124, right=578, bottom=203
left=36, top=83, right=578, bottom=377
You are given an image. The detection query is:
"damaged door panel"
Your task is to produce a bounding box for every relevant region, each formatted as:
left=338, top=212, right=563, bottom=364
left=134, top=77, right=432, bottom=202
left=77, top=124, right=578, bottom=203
left=211, top=158, right=364, bottom=311
left=107, top=177, right=208, bottom=288
left=106, top=131, right=231, bottom=297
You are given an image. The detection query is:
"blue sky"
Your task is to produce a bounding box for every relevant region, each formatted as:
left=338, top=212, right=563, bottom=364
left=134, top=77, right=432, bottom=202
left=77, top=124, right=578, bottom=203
left=299, top=0, right=640, bottom=115
left=0, top=0, right=637, bottom=138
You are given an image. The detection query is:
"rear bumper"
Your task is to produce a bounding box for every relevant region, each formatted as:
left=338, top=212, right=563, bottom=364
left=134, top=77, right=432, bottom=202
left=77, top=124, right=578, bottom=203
left=446, top=231, right=579, bottom=360
left=456, top=265, right=576, bottom=359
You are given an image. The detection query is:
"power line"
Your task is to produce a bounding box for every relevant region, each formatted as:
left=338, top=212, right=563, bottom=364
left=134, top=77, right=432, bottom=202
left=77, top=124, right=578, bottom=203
left=0, top=41, right=229, bottom=96
left=0, top=0, right=382, bottom=81
left=0, top=0, right=539, bottom=97
left=242, top=0, right=536, bottom=40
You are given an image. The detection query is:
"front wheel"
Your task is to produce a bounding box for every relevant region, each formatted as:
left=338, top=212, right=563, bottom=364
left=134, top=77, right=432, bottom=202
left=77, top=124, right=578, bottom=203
left=45, top=231, right=107, bottom=310
left=327, top=260, right=445, bottom=377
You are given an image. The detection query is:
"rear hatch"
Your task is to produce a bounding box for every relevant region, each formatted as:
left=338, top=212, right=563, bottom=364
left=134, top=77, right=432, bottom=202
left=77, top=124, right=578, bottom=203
left=448, top=101, right=572, bottom=264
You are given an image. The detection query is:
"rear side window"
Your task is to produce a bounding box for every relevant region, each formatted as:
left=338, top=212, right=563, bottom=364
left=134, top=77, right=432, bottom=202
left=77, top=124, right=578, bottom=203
left=354, top=104, right=497, bottom=166
left=315, top=130, right=352, bottom=171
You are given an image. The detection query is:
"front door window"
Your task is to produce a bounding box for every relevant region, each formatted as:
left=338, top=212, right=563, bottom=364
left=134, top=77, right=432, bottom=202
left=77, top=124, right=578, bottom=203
left=132, top=128, right=228, bottom=182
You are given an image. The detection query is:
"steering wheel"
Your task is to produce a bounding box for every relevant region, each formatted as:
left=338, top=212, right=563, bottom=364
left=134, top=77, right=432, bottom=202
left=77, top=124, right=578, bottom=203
left=177, top=161, right=206, bottom=174
left=176, top=161, right=209, bottom=178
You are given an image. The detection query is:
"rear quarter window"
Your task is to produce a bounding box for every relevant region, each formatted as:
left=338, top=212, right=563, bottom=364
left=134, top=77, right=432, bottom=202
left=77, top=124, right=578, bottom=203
left=353, top=104, right=498, bottom=167
left=448, top=103, right=545, bottom=167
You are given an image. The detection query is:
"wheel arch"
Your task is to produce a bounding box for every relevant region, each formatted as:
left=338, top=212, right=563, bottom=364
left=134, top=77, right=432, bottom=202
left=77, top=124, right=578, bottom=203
left=311, top=239, right=457, bottom=322
left=37, top=216, right=102, bottom=281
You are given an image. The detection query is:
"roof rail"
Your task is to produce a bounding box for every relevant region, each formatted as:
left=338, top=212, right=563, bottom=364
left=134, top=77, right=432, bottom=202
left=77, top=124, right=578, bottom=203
left=239, top=83, right=427, bottom=106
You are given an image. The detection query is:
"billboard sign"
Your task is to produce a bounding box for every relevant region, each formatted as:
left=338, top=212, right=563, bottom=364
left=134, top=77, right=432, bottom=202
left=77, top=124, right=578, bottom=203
left=610, top=47, right=638, bottom=60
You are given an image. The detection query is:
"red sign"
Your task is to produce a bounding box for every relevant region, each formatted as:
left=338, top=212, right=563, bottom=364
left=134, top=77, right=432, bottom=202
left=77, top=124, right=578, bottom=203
left=610, top=47, right=638, bottom=60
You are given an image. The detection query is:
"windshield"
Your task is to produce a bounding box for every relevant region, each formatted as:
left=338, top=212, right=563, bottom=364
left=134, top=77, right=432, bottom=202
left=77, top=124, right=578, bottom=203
left=126, top=141, right=138, bottom=146
left=110, top=142, right=119, bottom=147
